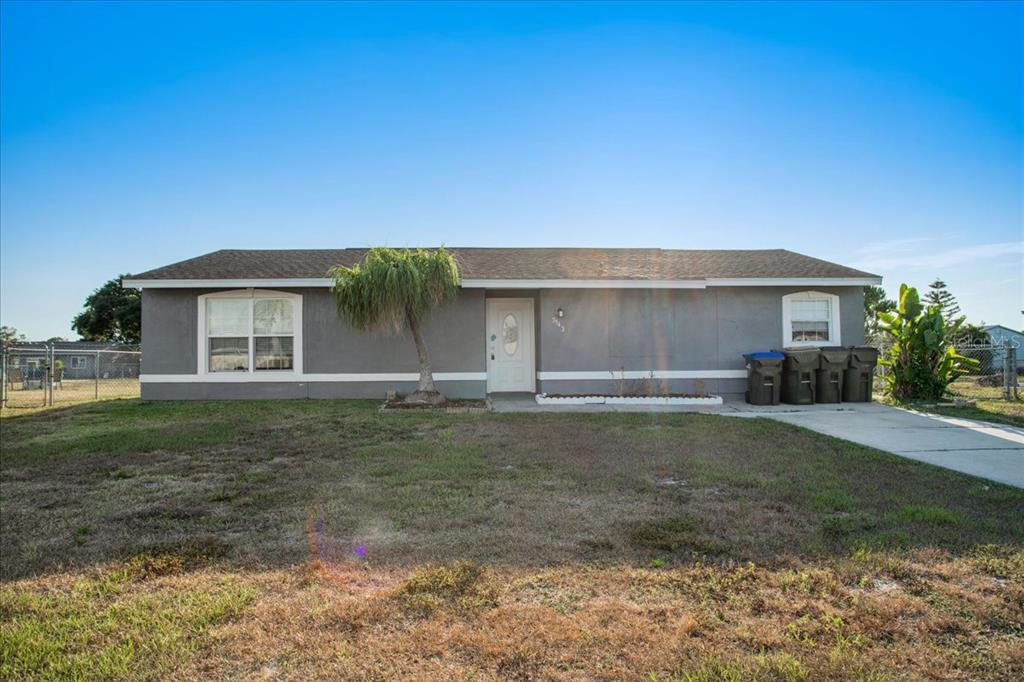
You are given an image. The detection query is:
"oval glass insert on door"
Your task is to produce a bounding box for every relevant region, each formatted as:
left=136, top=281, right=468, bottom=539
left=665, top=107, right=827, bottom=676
left=502, top=313, right=519, bottom=355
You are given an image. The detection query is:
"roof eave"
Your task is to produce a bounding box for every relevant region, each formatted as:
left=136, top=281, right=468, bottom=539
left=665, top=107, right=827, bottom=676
left=123, top=275, right=882, bottom=289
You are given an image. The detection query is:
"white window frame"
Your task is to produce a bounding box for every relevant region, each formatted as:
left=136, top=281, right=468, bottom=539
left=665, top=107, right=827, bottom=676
left=197, top=289, right=303, bottom=377
left=782, top=291, right=841, bottom=348
left=69, top=356, right=87, bottom=369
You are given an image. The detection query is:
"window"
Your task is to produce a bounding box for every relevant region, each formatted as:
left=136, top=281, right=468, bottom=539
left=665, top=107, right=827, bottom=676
left=502, top=313, right=518, bottom=355
left=69, top=356, right=87, bottom=369
left=782, top=291, right=841, bottom=347
left=791, top=299, right=830, bottom=341
left=199, top=290, right=301, bottom=375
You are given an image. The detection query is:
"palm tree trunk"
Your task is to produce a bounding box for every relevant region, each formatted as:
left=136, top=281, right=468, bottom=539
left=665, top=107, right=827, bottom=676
left=406, top=313, right=440, bottom=401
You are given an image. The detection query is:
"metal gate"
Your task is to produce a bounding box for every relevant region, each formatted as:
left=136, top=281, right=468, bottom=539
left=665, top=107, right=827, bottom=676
left=1, top=345, right=141, bottom=410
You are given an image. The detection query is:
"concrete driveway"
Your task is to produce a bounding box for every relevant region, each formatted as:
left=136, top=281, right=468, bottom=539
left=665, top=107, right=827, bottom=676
left=735, top=403, right=1024, bottom=488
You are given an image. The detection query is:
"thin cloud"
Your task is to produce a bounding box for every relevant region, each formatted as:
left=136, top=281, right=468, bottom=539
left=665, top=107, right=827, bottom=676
left=850, top=236, right=944, bottom=258
left=851, top=241, right=1024, bottom=271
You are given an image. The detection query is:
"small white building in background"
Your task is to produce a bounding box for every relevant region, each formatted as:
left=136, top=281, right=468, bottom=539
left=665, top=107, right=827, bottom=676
left=982, top=325, right=1024, bottom=370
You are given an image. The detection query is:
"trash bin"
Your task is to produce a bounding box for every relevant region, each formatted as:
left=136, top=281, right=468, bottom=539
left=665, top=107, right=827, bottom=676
left=743, top=352, right=785, bottom=405
left=816, top=347, right=850, bottom=404
left=843, top=346, right=879, bottom=402
left=777, top=348, right=821, bottom=405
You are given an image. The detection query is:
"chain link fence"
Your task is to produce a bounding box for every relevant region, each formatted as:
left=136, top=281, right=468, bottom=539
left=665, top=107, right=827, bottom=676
left=948, top=337, right=1020, bottom=402
left=872, top=336, right=1020, bottom=402
left=2, top=345, right=140, bottom=411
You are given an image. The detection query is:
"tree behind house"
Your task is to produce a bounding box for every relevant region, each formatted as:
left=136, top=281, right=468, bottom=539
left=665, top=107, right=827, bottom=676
left=330, top=247, right=459, bottom=404
left=924, top=279, right=961, bottom=320
left=72, top=276, right=141, bottom=344
left=863, top=285, right=895, bottom=346
left=0, top=326, right=26, bottom=349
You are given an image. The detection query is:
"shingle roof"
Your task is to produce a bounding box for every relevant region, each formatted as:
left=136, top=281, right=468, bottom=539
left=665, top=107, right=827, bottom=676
left=128, top=248, right=878, bottom=281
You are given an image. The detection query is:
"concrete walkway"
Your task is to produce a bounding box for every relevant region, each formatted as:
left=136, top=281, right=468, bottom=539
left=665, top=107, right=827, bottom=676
left=489, top=395, right=1024, bottom=488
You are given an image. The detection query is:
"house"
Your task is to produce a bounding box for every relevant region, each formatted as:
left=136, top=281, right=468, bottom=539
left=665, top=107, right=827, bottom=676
left=982, top=325, right=1024, bottom=370
left=123, top=248, right=881, bottom=400
left=4, top=341, right=139, bottom=381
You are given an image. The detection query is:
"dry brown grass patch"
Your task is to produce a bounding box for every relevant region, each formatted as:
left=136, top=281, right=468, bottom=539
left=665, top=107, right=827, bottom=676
left=148, top=554, right=1024, bottom=680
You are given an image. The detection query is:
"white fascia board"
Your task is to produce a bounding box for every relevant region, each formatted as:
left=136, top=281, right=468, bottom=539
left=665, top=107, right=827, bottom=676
left=460, top=279, right=706, bottom=289
left=124, top=276, right=881, bottom=290
left=123, top=278, right=333, bottom=289
left=141, top=372, right=487, bottom=383
left=537, top=370, right=748, bottom=381
left=705, top=277, right=881, bottom=287
left=128, top=277, right=709, bottom=289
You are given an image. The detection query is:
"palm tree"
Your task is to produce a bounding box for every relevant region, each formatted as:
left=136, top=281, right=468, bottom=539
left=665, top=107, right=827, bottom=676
left=330, top=247, right=459, bottom=404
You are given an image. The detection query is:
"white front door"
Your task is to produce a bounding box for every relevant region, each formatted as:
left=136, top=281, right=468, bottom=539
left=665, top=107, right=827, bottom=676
left=486, top=298, right=535, bottom=393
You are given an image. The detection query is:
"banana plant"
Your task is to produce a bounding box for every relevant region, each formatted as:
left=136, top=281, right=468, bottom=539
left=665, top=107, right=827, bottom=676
left=877, top=284, right=977, bottom=401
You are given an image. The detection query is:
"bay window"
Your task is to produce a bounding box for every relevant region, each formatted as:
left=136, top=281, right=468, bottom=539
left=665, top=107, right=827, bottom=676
left=199, top=290, right=301, bottom=375
left=782, top=291, right=841, bottom=347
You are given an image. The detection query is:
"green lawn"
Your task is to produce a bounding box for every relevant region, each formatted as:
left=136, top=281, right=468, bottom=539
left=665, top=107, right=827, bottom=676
left=933, top=376, right=1024, bottom=427
left=876, top=374, right=1024, bottom=428
left=1, top=400, right=1021, bottom=680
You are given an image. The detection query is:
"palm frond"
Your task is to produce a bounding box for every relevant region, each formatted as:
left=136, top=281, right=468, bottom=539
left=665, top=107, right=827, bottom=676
left=330, top=247, right=460, bottom=334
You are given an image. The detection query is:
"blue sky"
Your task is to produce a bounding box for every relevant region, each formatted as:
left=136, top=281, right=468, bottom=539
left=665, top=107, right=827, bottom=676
left=1, top=1, right=1021, bottom=339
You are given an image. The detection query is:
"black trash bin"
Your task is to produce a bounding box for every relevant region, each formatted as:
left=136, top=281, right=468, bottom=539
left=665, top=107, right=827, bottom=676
left=842, top=347, right=879, bottom=402
left=817, top=347, right=850, bottom=404
left=777, top=348, right=821, bottom=405
left=743, top=352, right=785, bottom=405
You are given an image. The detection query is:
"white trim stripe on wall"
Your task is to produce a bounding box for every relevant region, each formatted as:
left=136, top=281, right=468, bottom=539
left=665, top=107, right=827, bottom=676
left=124, top=276, right=881, bottom=289
left=141, top=372, right=489, bottom=383
left=537, top=370, right=748, bottom=380
left=141, top=370, right=747, bottom=383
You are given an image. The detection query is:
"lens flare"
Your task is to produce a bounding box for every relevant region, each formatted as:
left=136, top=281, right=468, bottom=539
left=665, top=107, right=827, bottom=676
left=305, top=513, right=394, bottom=593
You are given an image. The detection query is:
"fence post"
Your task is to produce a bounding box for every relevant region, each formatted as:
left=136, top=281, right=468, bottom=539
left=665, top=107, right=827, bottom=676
left=48, top=343, right=54, bottom=407
left=1, top=347, right=7, bottom=410
left=1011, top=344, right=1019, bottom=400
left=1003, top=339, right=1013, bottom=401
left=95, top=351, right=100, bottom=399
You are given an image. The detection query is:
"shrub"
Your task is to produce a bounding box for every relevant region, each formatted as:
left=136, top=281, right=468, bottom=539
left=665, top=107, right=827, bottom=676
left=877, top=284, right=976, bottom=401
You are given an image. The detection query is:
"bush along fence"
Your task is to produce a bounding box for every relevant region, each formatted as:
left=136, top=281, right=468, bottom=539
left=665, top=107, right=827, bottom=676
left=875, top=284, right=1020, bottom=404
left=1, top=343, right=140, bottom=409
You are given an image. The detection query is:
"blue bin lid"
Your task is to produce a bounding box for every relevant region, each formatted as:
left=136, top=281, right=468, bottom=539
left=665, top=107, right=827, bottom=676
left=747, top=351, right=784, bottom=359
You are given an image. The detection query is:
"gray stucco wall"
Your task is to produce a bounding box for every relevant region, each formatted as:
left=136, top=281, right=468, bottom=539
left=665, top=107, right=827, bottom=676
left=141, top=284, right=864, bottom=400
left=536, top=286, right=864, bottom=396
left=302, top=288, right=485, bottom=373
left=142, top=288, right=485, bottom=375
left=141, top=287, right=485, bottom=399
left=141, top=289, right=198, bottom=374
left=142, top=380, right=485, bottom=400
